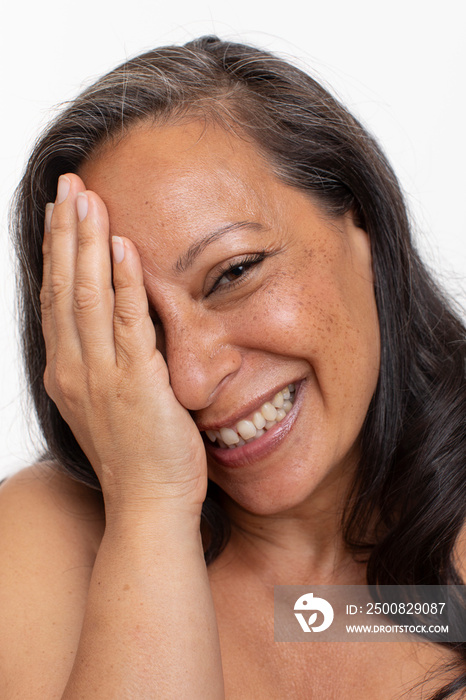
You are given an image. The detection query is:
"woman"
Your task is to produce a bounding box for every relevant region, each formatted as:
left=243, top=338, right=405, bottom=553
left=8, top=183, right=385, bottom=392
left=0, top=35, right=465, bottom=698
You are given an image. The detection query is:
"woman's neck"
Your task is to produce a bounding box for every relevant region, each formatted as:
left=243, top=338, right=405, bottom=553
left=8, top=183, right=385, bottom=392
left=213, top=468, right=367, bottom=587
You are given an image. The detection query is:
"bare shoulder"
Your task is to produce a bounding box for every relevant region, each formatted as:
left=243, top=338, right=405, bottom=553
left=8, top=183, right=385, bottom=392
left=0, top=462, right=105, bottom=556
left=0, top=464, right=105, bottom=699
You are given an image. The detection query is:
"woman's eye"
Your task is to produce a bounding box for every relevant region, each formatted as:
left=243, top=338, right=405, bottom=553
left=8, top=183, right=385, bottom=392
left=219, top=263, right=248, bottom=284
left=208, top=253, right=266, bottom=295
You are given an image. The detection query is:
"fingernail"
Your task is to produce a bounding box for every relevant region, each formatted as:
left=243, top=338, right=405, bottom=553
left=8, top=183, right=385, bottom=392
left=112, top=236, right=125, bottom=263
left=76, top=193, right=88, bottom=222
left=44, top=203, right=54, bottom=233
left=56, top=175, right=71, bottom=204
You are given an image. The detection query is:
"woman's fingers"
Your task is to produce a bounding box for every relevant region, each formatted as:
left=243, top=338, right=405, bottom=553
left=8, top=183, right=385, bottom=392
left=73, top=190, right=115, bottom=360
left=42, top=175, right=84, bottom=362
left=111, top=236, right=158, bottom=368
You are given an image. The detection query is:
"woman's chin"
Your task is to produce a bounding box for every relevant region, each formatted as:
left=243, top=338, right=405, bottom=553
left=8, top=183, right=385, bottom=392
left=208, top=462, right=327, bottom=519
left=207, top=438, right=359, bottom=521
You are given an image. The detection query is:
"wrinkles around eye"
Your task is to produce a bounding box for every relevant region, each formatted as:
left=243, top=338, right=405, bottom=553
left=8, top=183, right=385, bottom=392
left=207, top=252, right=267, bottom=296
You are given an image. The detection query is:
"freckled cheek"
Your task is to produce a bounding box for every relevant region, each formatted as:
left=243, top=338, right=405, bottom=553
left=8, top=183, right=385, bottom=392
left=230, top=274, right=379, bottom=394
left=230, top=280, right=341, bottom=358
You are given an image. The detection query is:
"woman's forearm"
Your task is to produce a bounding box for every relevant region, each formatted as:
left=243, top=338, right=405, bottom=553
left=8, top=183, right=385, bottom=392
left=62, top=506, right=225, bottom=699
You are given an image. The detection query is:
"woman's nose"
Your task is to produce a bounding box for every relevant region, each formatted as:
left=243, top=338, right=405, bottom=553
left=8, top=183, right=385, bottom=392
left=162, top=315, right=243, bottom=411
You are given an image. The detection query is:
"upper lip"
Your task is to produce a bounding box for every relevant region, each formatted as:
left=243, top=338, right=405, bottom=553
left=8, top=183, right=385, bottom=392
left=196, top=378, right=302, bottom=433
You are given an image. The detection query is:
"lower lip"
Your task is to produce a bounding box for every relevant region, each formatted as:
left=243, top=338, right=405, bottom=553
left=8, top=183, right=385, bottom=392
left=204, top=380, right=305, bottom=468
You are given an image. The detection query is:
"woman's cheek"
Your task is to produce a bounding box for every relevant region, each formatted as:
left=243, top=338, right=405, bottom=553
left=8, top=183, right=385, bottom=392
left=238, top=274, right=327, bottom=357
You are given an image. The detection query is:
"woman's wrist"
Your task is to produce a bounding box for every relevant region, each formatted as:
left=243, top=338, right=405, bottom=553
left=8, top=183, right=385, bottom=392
left=103, top=495, right=204, bottom=547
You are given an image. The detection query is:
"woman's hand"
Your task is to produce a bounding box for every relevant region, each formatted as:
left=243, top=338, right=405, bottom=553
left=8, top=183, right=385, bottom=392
left=41, top=173, right=208, bottom=518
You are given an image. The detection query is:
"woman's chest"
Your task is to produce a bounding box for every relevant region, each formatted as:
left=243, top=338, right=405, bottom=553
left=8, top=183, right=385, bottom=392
left=211, top=586, right=452, bottom=700
left=216, top=622, right=407, bottom=699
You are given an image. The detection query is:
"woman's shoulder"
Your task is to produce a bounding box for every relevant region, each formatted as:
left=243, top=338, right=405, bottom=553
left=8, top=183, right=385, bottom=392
left=0, top=462, right=105, bottom=555
left=0, top=461, right=105, bottom=613
left=0, top=462, right=105, bottom=592
left=0, top=463, right=105, bottom=697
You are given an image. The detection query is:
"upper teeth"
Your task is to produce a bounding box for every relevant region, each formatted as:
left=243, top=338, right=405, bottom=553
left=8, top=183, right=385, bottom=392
left=205, top=384, right=296, bottom=449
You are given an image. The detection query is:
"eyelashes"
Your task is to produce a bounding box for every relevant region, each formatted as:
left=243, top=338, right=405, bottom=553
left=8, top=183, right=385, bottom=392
left=147, top=251, right=270, bottom=324
left=207, top=251, right=267, bottom=296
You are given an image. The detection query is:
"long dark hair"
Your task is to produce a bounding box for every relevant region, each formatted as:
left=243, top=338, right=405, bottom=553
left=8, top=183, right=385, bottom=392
left=10, top=36, right=466, bottom=697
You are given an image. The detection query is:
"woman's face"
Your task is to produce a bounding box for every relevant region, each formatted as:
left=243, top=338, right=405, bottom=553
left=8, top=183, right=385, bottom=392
left=79, top=120, right=380, bottom=516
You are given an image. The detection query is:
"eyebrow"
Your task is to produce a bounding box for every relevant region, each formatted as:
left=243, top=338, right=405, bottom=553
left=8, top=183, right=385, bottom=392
left=174, top=221, right=266, bottom=273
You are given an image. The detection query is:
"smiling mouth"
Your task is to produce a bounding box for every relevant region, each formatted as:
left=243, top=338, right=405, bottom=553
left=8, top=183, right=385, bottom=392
left=203, top=384, right=296, bottom=449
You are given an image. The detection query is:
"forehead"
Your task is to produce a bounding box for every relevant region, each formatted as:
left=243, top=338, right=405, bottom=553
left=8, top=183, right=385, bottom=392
left=79, top=121, right=289, bottom=250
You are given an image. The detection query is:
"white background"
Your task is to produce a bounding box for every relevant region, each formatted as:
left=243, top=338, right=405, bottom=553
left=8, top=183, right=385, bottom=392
left=1, top=0, right=465, bottom=481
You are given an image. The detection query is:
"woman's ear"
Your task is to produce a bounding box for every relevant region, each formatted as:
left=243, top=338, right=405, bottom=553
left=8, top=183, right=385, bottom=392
left=343, top=207, right=374, bottom=285
left=349, top=202, right=365, bottom=231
